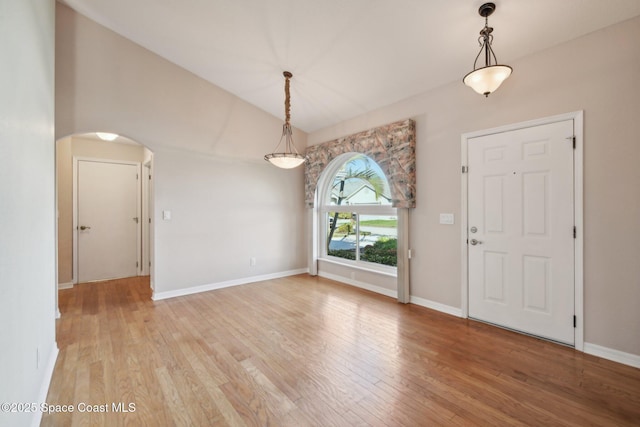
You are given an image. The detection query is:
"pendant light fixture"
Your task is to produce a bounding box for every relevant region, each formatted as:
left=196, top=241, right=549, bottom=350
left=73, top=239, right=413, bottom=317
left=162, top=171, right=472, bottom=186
left=463, top=2, right=512, bottom=97
left=264, top=71, right=306, bottom=169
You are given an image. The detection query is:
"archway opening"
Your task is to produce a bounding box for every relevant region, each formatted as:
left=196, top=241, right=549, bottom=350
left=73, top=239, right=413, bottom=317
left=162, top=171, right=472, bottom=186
left=55, top=132, right=154, bottom=300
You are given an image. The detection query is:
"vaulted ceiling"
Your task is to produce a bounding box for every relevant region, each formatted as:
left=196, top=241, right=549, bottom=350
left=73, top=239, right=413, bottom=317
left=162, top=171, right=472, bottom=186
left=60, top=0, right=640, bottom=133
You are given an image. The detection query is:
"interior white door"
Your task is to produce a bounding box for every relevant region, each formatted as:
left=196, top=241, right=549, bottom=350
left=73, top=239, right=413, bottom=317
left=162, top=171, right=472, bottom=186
left=468, top=120, right=575, bottom=345
left=78, top=160, right=139, bottom=282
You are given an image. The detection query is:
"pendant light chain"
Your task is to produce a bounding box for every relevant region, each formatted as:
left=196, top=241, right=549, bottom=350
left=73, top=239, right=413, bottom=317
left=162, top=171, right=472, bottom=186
left=284, top=71, right=292, bottom=125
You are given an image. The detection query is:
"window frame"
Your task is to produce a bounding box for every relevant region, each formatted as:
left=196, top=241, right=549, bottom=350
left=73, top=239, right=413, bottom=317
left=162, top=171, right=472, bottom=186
left=317, top=154, right=398, bottom=276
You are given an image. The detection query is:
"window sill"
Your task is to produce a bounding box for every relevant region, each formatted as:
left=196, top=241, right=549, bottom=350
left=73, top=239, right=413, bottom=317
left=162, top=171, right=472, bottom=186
left=318, top=257, right=397, bottom=278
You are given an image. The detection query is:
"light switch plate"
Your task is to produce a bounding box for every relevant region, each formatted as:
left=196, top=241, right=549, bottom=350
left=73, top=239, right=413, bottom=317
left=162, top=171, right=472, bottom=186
left=439, top=213, right=454, bottom=225
left=163, top=210, right=172, bottom=220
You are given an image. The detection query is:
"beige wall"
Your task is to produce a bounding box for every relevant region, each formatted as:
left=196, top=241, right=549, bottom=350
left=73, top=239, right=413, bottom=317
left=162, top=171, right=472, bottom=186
left=0, top=1, right=57, bottom=426
left=309, top=17, right=640, bottom=356
left=56, top=136, right=146, bottom=285
left=55, top=4, right=308, bottom=294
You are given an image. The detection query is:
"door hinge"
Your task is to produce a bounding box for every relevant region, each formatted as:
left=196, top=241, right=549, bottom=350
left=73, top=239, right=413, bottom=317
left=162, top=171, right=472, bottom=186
left=136, top=173, right=139, bottom=180
left=573, top=315, right=577, bottom=328
left=573, top=226, right=577, bottom=239
left=566, top=136, right=576, bottom=149
left=136, top=261, right=139, bottom=268
left=462, top=166, right=468, bottom=173
left=149, top=174, right=152, bottom=180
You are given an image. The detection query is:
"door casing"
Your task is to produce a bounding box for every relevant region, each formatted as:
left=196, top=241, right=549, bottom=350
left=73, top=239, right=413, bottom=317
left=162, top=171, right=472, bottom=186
left=461, top=111, right=584, bottom=350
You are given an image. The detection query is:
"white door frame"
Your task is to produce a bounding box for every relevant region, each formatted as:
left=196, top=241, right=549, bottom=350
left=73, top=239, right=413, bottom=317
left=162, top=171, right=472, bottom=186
left=141, top=160, right=151, bottom=276
left=460, top=111, right=584, bottom=350
left=72, top=157, right=142, bottom=283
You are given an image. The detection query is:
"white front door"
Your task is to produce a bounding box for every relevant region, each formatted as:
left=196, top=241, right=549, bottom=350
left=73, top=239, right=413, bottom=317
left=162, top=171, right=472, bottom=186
left=468, top=119, right=575, bottom=344
left=77, top=160, right=139, bottom=282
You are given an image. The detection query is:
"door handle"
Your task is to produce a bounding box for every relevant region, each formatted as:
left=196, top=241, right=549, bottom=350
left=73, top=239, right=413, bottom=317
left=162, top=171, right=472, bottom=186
left=79, top=225, right=91, bottom=231
left=470, top=238, right=482, bottom=245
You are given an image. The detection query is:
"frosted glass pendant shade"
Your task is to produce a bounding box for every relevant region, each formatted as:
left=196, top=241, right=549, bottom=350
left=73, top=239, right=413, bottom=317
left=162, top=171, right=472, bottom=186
left=264, top=153, right=306, bottom=169
left=463, top=65, right=512, bottom=97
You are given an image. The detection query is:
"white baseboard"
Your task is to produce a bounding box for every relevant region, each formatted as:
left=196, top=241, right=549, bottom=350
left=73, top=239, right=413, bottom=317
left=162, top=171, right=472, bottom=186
left=57, top=281, right=73, bottom=290
left=314, top=272, right=464, bottom=316
left=409, top=295, right=463, bottom=318
left=152, top=268, right=309, bottom=301
left=317, top=271, right=398, bottom=299
left=584, top=342, right=640, bottom=369
left=31, top=345, right=59, bottom=427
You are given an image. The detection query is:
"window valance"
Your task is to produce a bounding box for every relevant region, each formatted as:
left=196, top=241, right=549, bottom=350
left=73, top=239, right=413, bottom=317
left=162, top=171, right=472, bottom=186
left=305, top=119, right=416, bottom=208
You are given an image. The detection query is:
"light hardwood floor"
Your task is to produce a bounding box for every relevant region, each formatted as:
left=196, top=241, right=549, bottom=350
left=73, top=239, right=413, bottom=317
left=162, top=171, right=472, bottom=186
left=43, top=275, right=640, bottom=426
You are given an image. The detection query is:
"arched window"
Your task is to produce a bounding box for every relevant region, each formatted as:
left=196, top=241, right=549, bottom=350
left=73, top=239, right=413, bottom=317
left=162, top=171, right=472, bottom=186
left=306, top=119, right=414, bottom=302
left=318, top=153, right=397, bottom=272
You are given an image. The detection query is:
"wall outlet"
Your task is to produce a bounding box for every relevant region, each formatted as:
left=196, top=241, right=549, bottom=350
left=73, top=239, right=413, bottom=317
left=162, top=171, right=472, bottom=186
left=250, top=257, right=256, bottom=266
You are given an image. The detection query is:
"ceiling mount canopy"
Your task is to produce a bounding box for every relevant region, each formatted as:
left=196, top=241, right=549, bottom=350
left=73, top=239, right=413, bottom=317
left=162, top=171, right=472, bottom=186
left=463, top=2, right=512, bottom=97
left=264, top=71, right=306, bottom=169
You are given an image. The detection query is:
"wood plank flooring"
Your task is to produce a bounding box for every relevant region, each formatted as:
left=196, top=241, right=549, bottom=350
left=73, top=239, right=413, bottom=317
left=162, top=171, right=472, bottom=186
left=42, top=275, right=640, bottom=426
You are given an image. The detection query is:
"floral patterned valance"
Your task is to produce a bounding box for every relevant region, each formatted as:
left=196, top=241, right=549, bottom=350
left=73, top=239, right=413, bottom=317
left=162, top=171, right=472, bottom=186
left=305, top=119, right=416, bottom=208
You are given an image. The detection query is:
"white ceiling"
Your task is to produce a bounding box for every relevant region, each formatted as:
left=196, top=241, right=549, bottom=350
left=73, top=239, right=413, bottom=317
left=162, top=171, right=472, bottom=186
left=60, top=0, right=640, bottom=133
